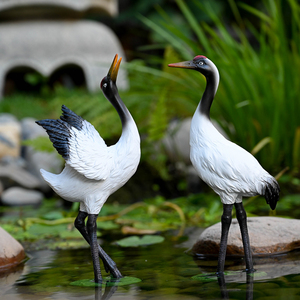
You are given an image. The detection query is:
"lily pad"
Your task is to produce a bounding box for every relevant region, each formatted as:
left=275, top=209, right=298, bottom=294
left=191, top=271, right=242, bottom=282
left=191, top=273, right=218, bottom=282
left=192, top=270, right=267, bottom=282
left=70, top=276, right=141, bottom=287
left=48, top=239, right=88, bottom=250
left=115, top=235, right=165, bottom=247
left=42, top=211, right=64, bottom=220
left=248, top=271, right=268, bottom=278
left=97, top=221, right=119, bottom=230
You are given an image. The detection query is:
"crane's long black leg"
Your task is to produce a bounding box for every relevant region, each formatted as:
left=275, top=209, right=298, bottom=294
left=217, top=204, right=233, bottom=275
left=74, top=211, right=122, bottom=279
left=87, top=214, right=102, bottom=283
left=234, top=202, right=255, bottom=272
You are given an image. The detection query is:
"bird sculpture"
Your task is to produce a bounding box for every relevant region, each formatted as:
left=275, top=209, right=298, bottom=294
left=36, top=54, right=141, bottom=283
left=168, top=55, right=280, bottom=274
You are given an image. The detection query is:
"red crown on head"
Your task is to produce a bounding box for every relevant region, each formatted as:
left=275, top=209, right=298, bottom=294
left=193, top=55, right=207, bottom=61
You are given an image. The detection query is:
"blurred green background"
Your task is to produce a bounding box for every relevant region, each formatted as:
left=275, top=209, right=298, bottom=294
left=1, top=0, right=300, bottom=236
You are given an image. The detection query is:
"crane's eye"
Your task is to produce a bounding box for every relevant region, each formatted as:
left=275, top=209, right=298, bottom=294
left=102, top=83, right=107, bottom=88
left=198, top=61, right=204, bottom=66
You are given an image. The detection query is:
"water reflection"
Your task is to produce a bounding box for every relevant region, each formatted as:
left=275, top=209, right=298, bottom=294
left=195, top=249, right=300, bottom=282
left=3, top=232, right=300, bottom=299
left=95, top=284, right=118, bottom=300
left=217, top=272, right=254, bottom=300
left=0, top=263, right=25, bottom=299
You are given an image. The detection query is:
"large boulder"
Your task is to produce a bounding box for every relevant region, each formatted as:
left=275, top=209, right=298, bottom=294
left=0, top=227, right=25, bottom=271
left=191, top=217, right=300, bottom=256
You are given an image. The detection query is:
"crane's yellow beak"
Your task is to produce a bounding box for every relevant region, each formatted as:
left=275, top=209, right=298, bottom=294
left=108, top=54, right=122, bottom=83
left=168, top=60, right=195, bottom=69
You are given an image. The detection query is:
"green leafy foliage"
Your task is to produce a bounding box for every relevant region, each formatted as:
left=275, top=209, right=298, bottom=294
left=139, top=0, right=300, bottom=175
left=0, top=191, right=299, bottom=250
left=22, top=136, right=57, bottom=153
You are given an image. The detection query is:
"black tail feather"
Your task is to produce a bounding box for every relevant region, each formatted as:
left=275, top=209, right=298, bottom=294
left=264, top=179, right=280, bottom=210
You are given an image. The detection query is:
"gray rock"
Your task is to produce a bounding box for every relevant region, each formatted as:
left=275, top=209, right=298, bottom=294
left=0, top=165, right=41, bottom=189
left=0, top=0, right=118, bottom=18
left=163, top=118, right=191, bottom=164
left=162, top=118, right=229, bottom=164
left=21, top=117, right=48, bottom=140
left=0, top=226, right=26, bottom=270
left=1, top=186, right=43, bottom=206
left=0, top=114, right=21, bottom=159
left=21, top=117, right=62, bottom=192
left=0, top=20, right=128, bottom=98
left=0, top=180, right=4, bottom=196
left=20, top=117, right=62, bottom=192
left=191, top=217, right=300, bottom=256
left=24, top=147, right=62, bottom=192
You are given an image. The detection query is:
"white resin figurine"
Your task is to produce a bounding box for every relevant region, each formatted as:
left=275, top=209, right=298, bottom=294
left=169, top=55, right=280, bottom=274
left=36, top=54, right=141, bottom=283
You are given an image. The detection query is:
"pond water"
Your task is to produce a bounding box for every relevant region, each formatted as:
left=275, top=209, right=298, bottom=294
left=2, top=228, right=300, bottom=300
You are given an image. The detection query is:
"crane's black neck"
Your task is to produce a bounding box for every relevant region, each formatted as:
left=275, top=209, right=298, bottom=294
left=104, top=83, right=130, bottom=128
left=199, top=73, right=219, bottom=119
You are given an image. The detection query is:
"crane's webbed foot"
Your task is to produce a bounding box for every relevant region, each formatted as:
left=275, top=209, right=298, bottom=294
left=97, top=245, right=122, bottom=279
left=216, top=204, right=233, bottom=275
left=74, top=211, right=122, bottom=279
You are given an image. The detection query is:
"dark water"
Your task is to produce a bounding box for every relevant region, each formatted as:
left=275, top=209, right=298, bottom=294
left=2, top=228, right=300, bottom=300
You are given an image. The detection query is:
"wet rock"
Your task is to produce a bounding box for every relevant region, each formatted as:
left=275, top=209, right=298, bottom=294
left=0, top=165, right=41, bottom=189
left=1, top=187, right=43, bottom=206
left=0, top=114, right=21, bottom=159
left=0, top=227, right=26, bottom=271
left=190, top=217, right=300, bottom=256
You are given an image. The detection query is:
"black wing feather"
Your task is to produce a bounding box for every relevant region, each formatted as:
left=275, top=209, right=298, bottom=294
left=36, top=105, right=84, bottom=160
left=60, top=105, right=83, bottom=130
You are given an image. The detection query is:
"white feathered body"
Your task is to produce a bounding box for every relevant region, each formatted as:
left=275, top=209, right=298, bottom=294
left=40, top=118, right=140, bottom=214
left=190, top=108, right=274, bottom=205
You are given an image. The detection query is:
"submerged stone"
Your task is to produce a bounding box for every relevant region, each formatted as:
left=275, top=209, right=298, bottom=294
left=191, top=217, right=300, bottom=256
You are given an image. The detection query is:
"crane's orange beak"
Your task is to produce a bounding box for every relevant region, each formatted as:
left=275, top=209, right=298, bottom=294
left=168, top=60, right=195, bottom=69
left=108, top=54, right=122, bottom=83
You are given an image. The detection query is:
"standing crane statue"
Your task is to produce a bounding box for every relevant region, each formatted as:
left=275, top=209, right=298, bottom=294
left=36, top=54, right=141, bottom=283
left=168, top=55, right=280, bottom=274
